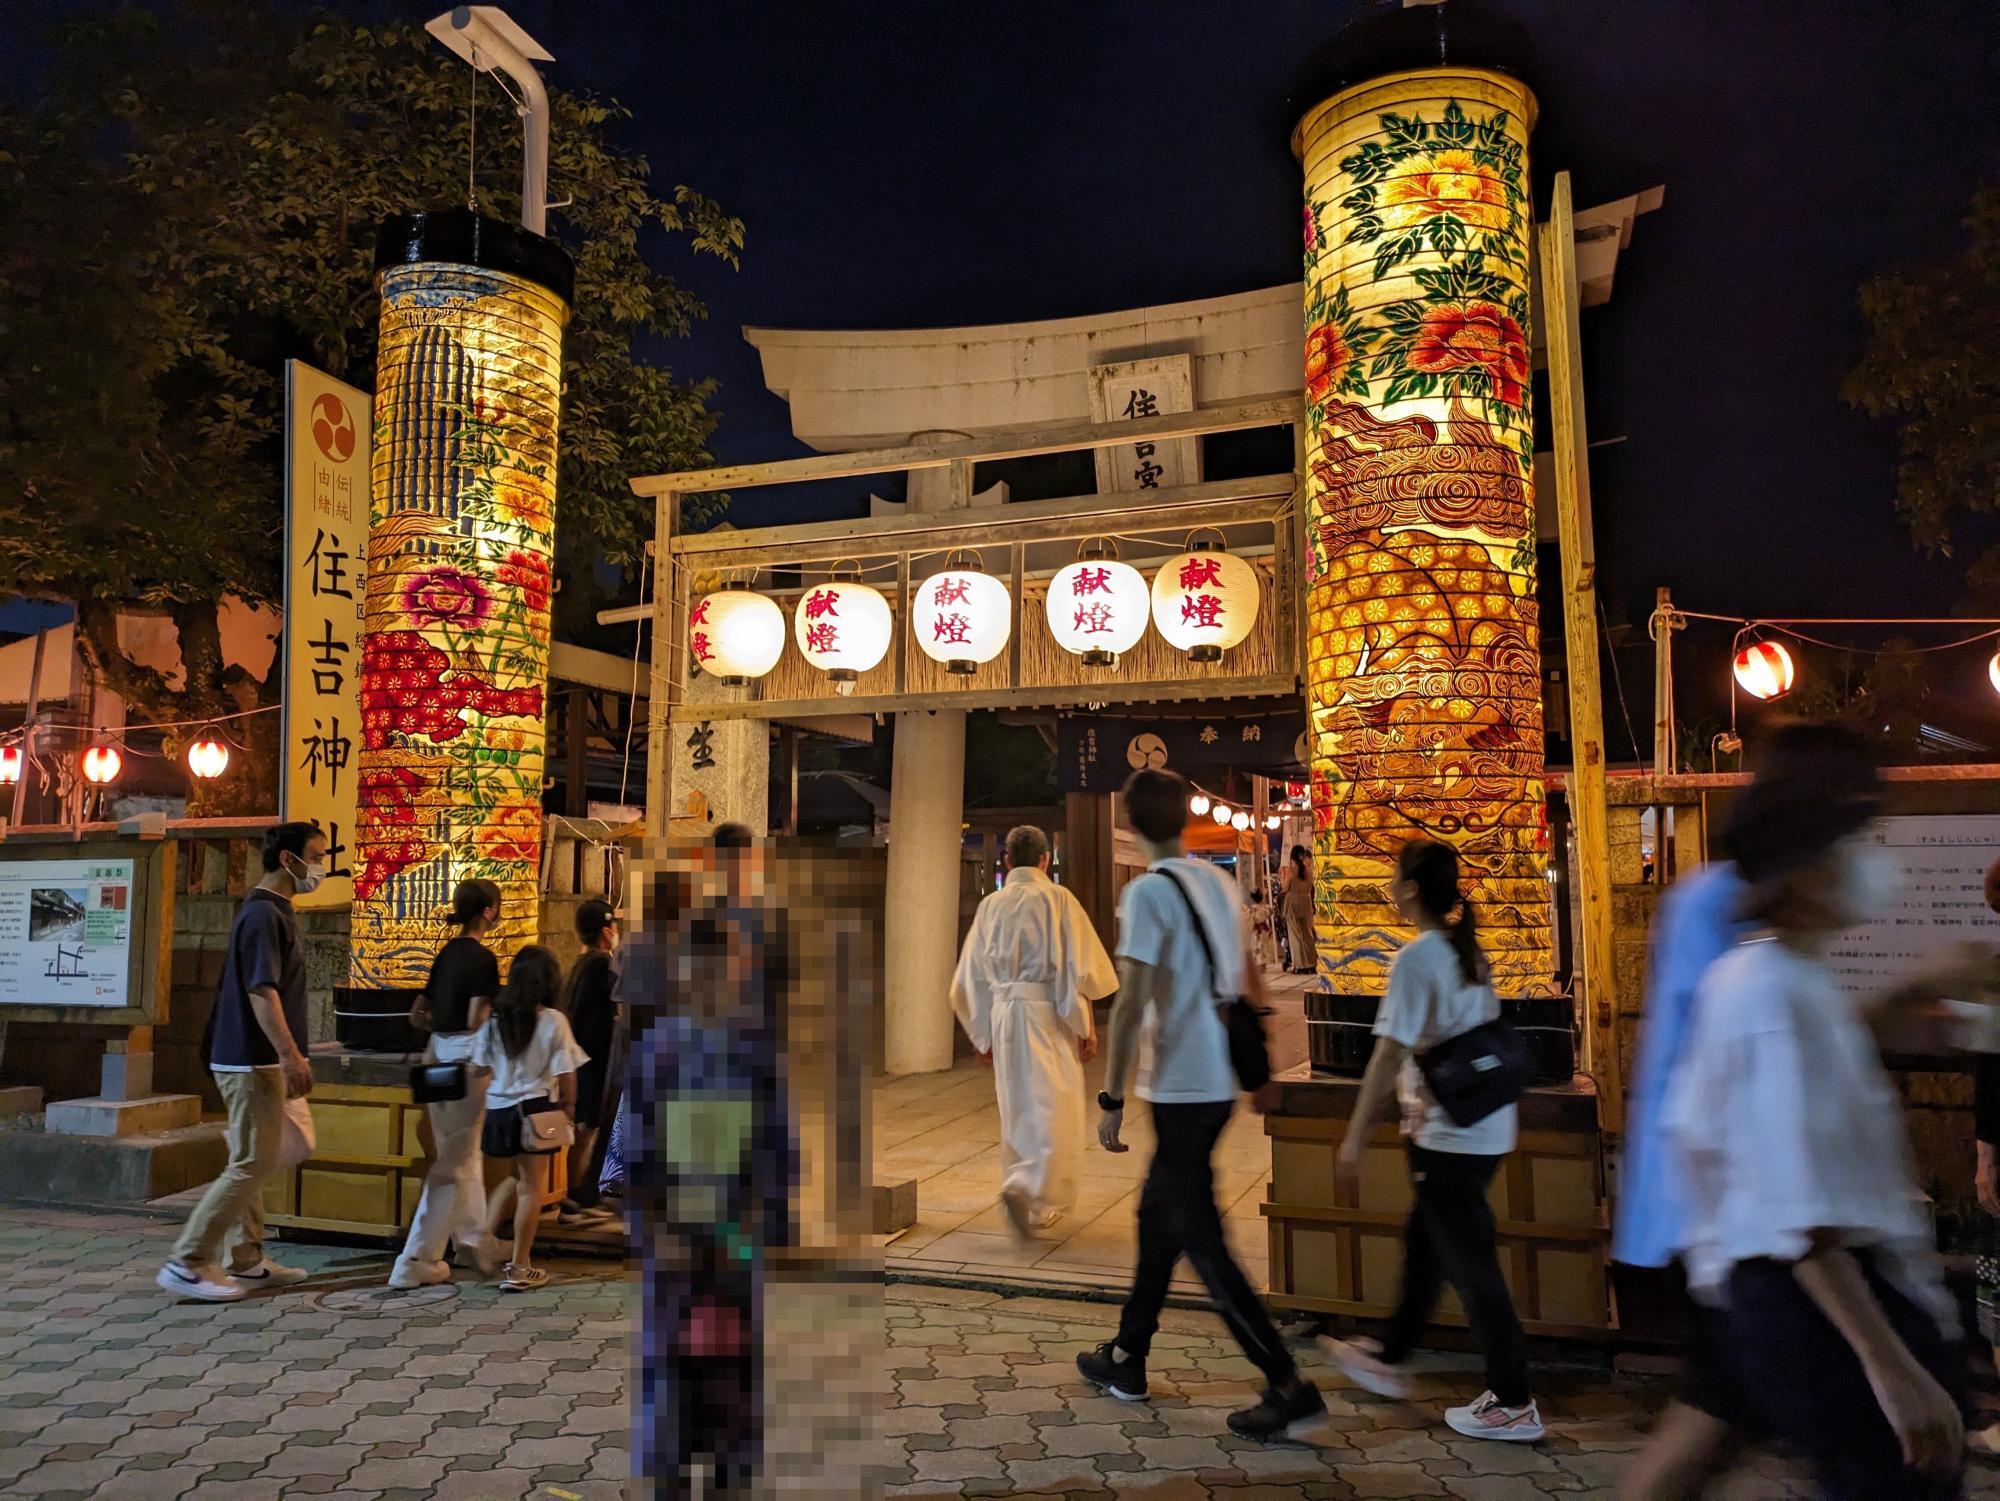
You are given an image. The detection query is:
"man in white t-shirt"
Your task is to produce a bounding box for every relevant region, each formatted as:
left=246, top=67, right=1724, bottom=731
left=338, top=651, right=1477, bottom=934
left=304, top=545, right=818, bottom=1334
left=1075, top=769, right=1327, bottom=1443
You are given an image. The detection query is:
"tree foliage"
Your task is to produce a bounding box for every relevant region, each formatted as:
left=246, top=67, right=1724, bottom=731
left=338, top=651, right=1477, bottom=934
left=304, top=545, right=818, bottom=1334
left=0, top=3, right=740, bottom=805
left=1845, top=185, right=2000, bottom=588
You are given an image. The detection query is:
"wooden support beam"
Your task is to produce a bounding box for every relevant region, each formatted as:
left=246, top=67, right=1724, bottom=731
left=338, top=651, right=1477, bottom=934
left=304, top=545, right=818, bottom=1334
left=646, top=493, right=680, bottom=832
left=668, top=672, right=1305, bottom=725
left=1539, top=172, right=1622, bottom=1132
left=630, top=397, right=1303, bottom=496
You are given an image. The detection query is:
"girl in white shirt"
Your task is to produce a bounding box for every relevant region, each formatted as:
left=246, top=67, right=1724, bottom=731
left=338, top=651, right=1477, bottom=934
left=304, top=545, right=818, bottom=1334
left=1663, top=737, right=1967, bottom=1500
left=472, top=945, right=588, bottom=1293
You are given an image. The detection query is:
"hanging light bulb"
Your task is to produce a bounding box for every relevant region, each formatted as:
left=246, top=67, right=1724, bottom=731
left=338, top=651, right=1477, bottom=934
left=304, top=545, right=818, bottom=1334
left=185, top=729, right=231, bottom=780
left=1733, top=640, right=1795, bottom=701
left=81, top=744, right=122, bottom=785
left=1188, top=792, right=1211, bottom=816
left=1210, top=801, right=1233, bottom=826
left=0, top=744, right=20, bottom=786
left=691, top=581, right=786, bottom=686
left=1231, top=810, right=1251, bottom=832
left=914, top=553, right=1011, bottom=675
left=794, top=564, right=894, bottom=692
left=1152, top=532, right=1260, bottom=662
left=1048, top=541, right=1149, bottom=667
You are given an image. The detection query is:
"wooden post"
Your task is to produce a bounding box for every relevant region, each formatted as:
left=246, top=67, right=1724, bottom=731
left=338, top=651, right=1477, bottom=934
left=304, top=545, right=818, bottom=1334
left=10, top=628, right=46, bottom=827
left=1539, top=173, right=1623, bottom=1130
left=646, top=493, right=680, bottom=831
left=565, top=689, right=588, bottom=817
left=1653, top=586, right=1676, bottom=780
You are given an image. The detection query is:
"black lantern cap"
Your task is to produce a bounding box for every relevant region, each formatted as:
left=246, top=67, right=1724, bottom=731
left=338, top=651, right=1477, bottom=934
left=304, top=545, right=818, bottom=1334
left=374, top=209, right=575, bottom=306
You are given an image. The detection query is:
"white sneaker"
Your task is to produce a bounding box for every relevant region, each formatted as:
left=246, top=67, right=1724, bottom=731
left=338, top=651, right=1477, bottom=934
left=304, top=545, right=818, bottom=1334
left=1445, top=1391, right=1544, bottom=1442
left=156, top=1260, right=245, bottom=1301
left=387, top=1260, right=452, bottom=1290
left=229, top=1258, right=309, bottom=1289
left=1319, top=1335, right=1413, bottom=1400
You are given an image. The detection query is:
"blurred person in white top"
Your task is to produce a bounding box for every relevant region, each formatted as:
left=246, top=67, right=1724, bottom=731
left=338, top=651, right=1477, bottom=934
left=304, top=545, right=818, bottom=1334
left=951, top=824, right=1117, bottom=1238
left=1662, top=721, right=1995, bottom=1501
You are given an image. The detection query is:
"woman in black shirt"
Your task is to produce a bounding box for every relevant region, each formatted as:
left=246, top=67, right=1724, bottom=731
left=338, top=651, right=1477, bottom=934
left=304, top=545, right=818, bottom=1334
left=558, top=898, right=620, bottom=1224
left=388, top=879, right=503, bottom=1289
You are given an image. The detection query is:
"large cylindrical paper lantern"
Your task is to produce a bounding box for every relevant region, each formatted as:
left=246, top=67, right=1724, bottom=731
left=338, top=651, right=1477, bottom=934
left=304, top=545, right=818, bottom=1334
left=1297, top=68, right=1551, bottom=996
left=795, top=575, right=893, bottom=684
left=1152, top=543, right=1259, bottom=661
left=691, top=583, right=784, bottom=685
left=1048, top=551, right=1149, bottom=666
left=352, top=212, right=573, bottom=990
left=914, top=562, right=1010, bottom=675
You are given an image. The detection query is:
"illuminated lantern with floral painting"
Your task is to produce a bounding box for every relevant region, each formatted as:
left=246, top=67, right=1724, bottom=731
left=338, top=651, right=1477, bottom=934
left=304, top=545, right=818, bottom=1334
left=794, top=568, right=893, bottom=688
left=1048, top=543, right=1149, bottom=667
left=690, top=583, right=785, bottom=686
left=914, top=555, right=1011, bottom=675
left=1297, top=67, right=1552, bottom=996
left=348, top=211, right=572, bottom=995
left=1152, top=536, right=1259, bottom=662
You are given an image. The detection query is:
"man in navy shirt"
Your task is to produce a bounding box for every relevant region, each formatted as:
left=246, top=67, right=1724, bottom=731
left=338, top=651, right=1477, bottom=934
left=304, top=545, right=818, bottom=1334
left=157, top=820, right=325, bottom=1301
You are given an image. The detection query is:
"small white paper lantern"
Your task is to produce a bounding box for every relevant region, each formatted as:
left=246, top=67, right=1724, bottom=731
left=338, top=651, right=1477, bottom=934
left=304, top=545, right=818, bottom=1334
left=690, top=583, right=786, bottom=686
left=1047, top=553, right=1148, bottom=667
left=914, top=561, right=1010, bottom=675
left=1188, top=792, right=1211, bottom=816
left=794, top=576, right=893, bottom=687
left=1152, top=541, right=1259, bottom=662
left=1210, top=802, right=1233, bottom=826
left=1231, top=810, right=1251, bottom=832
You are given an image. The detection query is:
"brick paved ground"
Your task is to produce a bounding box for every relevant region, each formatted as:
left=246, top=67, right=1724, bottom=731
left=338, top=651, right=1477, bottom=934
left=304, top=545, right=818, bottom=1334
left=7, top=1204, right=2000, bottom=1499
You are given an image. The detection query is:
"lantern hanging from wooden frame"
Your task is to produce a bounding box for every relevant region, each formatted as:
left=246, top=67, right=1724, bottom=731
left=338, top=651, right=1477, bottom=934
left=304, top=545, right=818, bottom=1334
left=1048, top=540, right=1149, bottom=667
left=690, top=580, right=785, bottom=687
left=1733, top=639, right=1795, bottom=701
left=1152, top=530, right=1259, bottom=662
left=794, top=562, right=893, bottom=690
left=914, top=551, right=1011, bottom=675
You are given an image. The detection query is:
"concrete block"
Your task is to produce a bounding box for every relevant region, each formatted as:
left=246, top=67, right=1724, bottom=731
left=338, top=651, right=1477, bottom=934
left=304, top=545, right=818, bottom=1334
left=44, top=1093, right=201, bottom=1138
left=100, top=1049, right=154, bottom=1101
left=0, top=1086, right=44, bottom=1117
left=0, top=1122, right=227, bottom=1204
left=874, top=1179, right=918, bottom=1234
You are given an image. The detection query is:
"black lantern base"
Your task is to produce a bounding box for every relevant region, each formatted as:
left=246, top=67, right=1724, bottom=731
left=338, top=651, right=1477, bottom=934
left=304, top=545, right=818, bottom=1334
left=333, top=987, right=426, bottom=1054
left=1305, top=990, right=1576, bottom=1085
left=945, top=659, right=976, bottom=675
left=1188, top=644, right=1222, bottom=663
left=829, top=668, right=857, bottom=683
left=720, top=674, right=749, bottom=687
left=1081, top=648, right=1116, bottom=668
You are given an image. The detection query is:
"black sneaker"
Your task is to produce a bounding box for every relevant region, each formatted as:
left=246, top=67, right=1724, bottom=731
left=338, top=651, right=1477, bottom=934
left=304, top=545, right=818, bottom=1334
left=1076, top=1341, right=1149, bottom=1401
left=1227, top=1379, right=1329, bottom=1441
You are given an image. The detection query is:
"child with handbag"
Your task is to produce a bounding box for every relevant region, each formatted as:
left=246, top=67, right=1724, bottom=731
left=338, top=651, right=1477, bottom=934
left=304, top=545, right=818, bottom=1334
left=470, top=945, right=588, bottom=1293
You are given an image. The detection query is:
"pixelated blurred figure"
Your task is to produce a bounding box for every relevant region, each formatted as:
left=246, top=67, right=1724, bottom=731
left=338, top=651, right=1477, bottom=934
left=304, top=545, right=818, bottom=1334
left=950, top=823, right=1116, bottom=1238
left=627, top=826, right=797, bottom=1497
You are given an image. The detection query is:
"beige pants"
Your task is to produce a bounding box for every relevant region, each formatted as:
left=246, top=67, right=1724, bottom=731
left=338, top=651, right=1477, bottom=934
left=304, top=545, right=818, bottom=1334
left=172, top=1068, right=286, bottom=1273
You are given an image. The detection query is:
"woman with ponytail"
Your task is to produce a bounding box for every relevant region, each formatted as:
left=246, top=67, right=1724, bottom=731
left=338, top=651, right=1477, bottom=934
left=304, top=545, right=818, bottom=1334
left=1321, top=838, right=1540, bottom=1442
left=388, top=879, right=504, bottom=1290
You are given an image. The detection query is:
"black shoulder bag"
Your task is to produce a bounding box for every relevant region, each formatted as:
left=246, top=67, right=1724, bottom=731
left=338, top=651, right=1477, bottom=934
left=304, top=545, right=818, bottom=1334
left=1155, top=868, right=1274, bottom=1093
left=1414, top=1009, right=1530, bottom=1128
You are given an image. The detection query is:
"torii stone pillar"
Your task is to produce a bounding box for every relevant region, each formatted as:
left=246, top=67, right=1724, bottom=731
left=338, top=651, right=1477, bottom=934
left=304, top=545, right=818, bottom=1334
left=882, top=433, right=972, bottom=1076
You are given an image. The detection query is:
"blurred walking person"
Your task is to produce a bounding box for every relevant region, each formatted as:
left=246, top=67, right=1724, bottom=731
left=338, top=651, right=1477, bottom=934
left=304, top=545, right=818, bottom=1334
left=951, top=823, right=1117, bottom=1238
left=1663, top=724, right=1972, bottom=1500
left=1323, top=838, right=1541, bottom=1441
left=389, top=878, right=503, bottom=1289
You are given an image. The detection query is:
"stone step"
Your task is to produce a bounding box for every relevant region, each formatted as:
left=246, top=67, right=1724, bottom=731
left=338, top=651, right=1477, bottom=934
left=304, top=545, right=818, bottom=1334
left=0, top=1121, right=228, bottom=1205
left=44, top=1093, right=202, bottom=1138
left=0, top=1085, right=43, bottom=1119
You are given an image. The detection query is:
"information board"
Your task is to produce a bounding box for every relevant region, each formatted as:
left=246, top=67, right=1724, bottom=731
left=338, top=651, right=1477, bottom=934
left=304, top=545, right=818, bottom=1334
left=1826, top=814, right=2000, bottom=1000
left=0, top=856, right=137, bottom=1008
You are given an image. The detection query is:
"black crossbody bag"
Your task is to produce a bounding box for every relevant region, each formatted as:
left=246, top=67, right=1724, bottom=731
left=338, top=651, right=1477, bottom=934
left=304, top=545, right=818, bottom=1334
left=1415, top=1012, right=1530, bottom=1128
left=1156, top=868, right=1274, bottom=1093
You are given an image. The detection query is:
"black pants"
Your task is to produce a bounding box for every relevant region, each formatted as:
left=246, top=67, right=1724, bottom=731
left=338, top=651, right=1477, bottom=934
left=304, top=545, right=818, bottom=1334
left=1719, top=1255, right=1967, bottom=1501
left=1114, top=1099, right=1298, bottom=1388
left=1379, top=1144, right=1531, bottom=1407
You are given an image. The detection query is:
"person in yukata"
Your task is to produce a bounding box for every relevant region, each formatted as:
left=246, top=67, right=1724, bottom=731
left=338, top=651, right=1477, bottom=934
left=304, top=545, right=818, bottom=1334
left=951, top=823, right=1118, bottom=1240
left=629, top=829, right=796, bottom=1499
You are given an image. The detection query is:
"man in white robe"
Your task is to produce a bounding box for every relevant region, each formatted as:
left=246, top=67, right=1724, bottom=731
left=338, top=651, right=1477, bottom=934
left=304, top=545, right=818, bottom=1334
left=951, top=824, right=1118, bottom=1238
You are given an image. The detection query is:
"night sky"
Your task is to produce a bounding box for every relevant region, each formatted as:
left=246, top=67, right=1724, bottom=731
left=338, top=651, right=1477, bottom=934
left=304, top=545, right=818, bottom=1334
left=11, top=0, right=2000, bottom=729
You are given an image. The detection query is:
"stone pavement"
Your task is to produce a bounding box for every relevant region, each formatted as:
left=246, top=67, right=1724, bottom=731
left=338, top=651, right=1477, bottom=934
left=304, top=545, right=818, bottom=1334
left=8, top=1204, right=2000, bottom=1499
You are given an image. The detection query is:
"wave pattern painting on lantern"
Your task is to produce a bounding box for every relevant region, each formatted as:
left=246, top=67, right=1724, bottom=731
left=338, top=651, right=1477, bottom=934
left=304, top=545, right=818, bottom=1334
left=1298, top=72, right=1552, bottom=995
left=352, top=262, right=568, bottom=988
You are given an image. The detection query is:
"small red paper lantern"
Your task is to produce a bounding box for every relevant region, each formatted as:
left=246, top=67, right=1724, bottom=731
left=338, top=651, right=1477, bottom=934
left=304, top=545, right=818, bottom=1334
left=81, top=744, right=122, bottom=785
left=1733, top=641, right=1795, bottom=701
left=186, top=732, right=230, bottom=780
left=0, top=745, right=20, bottom=785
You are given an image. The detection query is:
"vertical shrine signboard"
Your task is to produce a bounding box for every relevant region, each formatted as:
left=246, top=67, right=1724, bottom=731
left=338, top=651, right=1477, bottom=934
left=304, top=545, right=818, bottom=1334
left=1088, top=356, right=1201, bottom=495
left=281, top=361, right=367, bottom=911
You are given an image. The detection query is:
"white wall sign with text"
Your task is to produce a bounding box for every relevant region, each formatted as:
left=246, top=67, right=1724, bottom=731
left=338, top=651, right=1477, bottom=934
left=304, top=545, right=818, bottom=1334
left=1825, top=814, right=2000, bottom=1001
left=0, top=857, right=136, bottom=1008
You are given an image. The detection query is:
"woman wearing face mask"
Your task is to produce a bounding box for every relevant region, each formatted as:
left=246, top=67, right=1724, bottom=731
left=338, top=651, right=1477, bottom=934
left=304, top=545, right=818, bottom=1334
left=1662, top=724, right=1971, bottom=1500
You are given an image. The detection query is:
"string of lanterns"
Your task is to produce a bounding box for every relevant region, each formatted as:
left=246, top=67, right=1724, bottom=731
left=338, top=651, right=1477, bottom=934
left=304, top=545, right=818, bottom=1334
left=690, top=531, right=1263, bottom=687
left=1187, top=783, right=1298, bottom=833
left=0, top=723, right=239, bottom=791
left=1689, top=613, right=2000, bottom=704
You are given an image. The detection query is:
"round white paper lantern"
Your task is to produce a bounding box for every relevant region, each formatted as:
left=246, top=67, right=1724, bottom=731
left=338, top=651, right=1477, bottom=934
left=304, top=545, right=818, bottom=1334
left=1189, top=792, right=1211, bottom=816
left=794, top=576, right=893, bottom=686
left=1231, top=810, right=1251, bottom=832
left=1047, top=556, right=1149, bottom=666
left=1152, top=543, right=1259, bottom=662
left=690, top=583, right=785, bottom=685
left=914, top=563, right=1010, bottom=674
left=1210, top=802, right=1233, bottom=826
